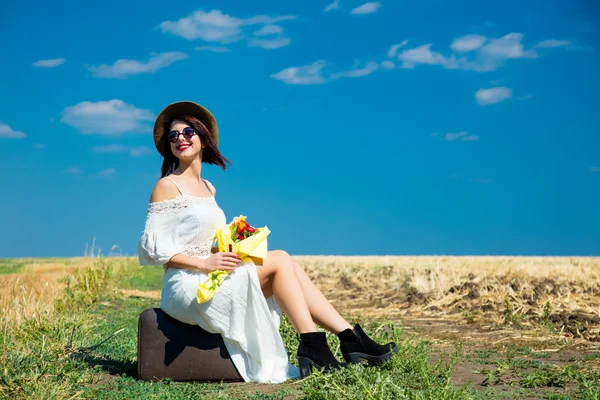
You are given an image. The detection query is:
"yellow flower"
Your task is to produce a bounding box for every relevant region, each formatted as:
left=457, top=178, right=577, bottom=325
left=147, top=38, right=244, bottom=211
left=197, top=270, right=230, bottom=303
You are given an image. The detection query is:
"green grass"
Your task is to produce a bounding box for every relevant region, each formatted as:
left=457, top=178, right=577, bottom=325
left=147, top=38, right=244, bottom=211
left=464, top=344, right=600, bottom=400
left=0, top=260, right=24, bottom=274
left=2, top=258, right=600, bottom=399
left=117, top=264, right=164, bottom=291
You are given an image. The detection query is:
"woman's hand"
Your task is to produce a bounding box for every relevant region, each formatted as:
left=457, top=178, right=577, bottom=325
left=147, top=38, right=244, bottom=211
left=198, top=252, right=241, bottom=272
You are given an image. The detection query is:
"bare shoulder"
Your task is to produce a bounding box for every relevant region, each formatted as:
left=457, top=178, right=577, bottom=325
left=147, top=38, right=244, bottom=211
left=204, top=179, right=217, bottom=196
left=149, top=177, right=180, bottom=203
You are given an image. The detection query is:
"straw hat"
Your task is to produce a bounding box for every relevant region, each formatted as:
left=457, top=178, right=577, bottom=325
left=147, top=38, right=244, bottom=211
left=153, top=101, right=219, bottom=157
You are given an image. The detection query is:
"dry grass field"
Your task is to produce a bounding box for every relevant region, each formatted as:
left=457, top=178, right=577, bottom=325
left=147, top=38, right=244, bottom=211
left=0, top=257, right=97, bottom=325
left=299, top=256, right=600, bottom=337
left=1, top=255, right=600, bottom=399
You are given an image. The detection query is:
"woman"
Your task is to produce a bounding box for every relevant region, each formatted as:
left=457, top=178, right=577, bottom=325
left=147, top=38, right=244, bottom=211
left=138, top=101, right=397, bottom=383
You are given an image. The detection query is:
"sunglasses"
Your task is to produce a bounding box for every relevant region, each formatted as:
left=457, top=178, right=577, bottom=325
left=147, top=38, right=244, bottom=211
left=167, top=126, right=197, bottom=143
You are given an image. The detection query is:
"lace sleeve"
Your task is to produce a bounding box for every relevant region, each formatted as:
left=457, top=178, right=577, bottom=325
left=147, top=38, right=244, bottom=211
left=137, top=205, right=183, bottom=266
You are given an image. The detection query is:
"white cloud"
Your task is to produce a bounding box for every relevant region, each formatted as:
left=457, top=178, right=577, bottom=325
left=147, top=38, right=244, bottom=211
left=65, top=166, right=83, bottom=174
left=479, top=33, right=534, bottom=59
left=33, top=143, right=45, bottom=149
left=381, top=60, right=395, bottom=69
left=464, top=33, right=537, bottom=71
left=394, top=32, right=570, bottom=72
left=97, top=168, right=116, bottom=178
left=350, top=2, right=382, bottom=14
left=450, top=34, right=487, bottom=52
left=61, top=100, right=155, bottom=135
left=535, top=39, right=592, bottom=52
left=397, top=44, right=451, bottom=68
left=535, top=39, right=570, bottom=49
left=475, top=87, right=513, bottom=105
left=248, top=37, right=291, bottom=49
left=254, top=25, right=284, bottom=36
left=565, top=44, right=594, bottom=52
left=460, top=134, right=480, bottom=141
left=195, top=46, right=230, bottom=53
left=87, top=52, right=188, bottom=79
left=32, top=58, right=65, bottom=68
left=270, top=60, right=328, bottom=85
left=92, top=144, right=127, bottom=153
left=159, top=9, right=295, bottom=44
left=590, top=166, right=600, bottom=172
left=387, top=40, right=408, bottom=58
left=325, top=0, right=340, bottom=12
left=92, top=144, right=153, bottom=157
left=248, top=23, right=290, bottom=49
left=444, top=132, right=479, bottom=141
left=331, top=61, right=379, bottom=79
left=129, top=147, right=154, bottom=157
left=159, top=10, right=243, bottom=42
left=444, top=132, right=466, bottom=141
left=0, top=122, right=27, bottom=139
left=430, top=132, right=440, bottom=137
left=272, top=58, right=387, bottom=84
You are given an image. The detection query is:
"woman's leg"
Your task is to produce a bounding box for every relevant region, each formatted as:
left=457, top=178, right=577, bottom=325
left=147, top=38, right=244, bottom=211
left=254, top=250, right=317, bottom=334
left=291, top=259, right=353, bottom=334
left=257, top=250, right=352, bottom=334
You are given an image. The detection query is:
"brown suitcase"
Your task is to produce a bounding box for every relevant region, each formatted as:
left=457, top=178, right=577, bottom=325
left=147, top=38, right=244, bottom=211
left=137, top=308, right=244, bottom=382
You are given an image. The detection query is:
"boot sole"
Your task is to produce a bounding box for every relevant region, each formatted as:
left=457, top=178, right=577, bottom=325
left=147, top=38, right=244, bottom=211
left=298, top=356, right=346, bottom=378
left=343, top=343, right=399, bottom=365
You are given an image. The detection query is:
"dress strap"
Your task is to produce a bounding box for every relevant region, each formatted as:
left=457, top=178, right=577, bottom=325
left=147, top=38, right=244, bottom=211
left=202, top=179, right=214, bottom=195
left=166, top=176, right=184, bottom=196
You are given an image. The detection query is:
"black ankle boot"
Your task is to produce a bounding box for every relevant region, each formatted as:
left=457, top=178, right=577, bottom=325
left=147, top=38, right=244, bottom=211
left=297, top=332, right=346, bottom=378
left=337, top=323, right=399, bottom=365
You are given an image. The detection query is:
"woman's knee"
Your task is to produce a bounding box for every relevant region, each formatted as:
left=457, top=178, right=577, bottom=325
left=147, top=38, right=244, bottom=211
left=269, top=249, right=289, bottom=259
left=267, top=250, right=295, bottom=272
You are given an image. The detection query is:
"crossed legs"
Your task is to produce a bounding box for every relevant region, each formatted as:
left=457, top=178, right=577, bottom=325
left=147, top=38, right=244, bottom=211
left=254, top=250, right=353, bottom=334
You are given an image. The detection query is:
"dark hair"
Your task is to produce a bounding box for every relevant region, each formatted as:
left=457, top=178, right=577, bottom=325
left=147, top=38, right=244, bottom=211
left=160, top=114, right=232, bottom=177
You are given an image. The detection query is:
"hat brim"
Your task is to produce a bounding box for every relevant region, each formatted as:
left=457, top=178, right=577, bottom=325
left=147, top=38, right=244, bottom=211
left=153, top=101, right=219, bottom=157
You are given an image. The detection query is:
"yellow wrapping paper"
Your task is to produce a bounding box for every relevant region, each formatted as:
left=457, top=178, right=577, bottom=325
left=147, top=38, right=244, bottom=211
left=197, top=224, right=270, bottom=304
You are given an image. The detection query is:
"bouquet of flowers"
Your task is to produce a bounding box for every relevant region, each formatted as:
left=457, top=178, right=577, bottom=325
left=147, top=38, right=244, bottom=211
left=197, top=215, right=270, bottom=304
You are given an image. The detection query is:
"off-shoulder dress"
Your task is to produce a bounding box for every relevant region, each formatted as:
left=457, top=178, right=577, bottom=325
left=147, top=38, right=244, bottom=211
left=137, top=176, right=299, bottom=382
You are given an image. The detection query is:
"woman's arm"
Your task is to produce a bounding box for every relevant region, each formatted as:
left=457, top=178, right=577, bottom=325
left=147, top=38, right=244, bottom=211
left=166, top=252, right=241, bottom=272
left=165, top=253, right=208, bottom=272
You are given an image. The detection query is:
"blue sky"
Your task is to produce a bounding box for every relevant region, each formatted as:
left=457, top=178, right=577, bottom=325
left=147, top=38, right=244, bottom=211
left=1, top=0, right=599, bottom=257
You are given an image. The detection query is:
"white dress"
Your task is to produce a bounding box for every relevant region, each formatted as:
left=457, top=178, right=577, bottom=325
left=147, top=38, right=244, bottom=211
left=137, top=177, right=299, bottom=383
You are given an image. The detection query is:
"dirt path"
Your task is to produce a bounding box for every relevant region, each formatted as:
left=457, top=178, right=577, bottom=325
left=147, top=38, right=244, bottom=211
left=399, top=314, right=600, bottom=398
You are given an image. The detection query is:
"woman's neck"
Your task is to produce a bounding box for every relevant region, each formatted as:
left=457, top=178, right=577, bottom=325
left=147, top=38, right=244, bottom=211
left=174, top=157, right=203, bottom=182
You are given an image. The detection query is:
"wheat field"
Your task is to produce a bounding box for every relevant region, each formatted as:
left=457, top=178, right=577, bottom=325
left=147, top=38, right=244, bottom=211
left=297, top=256, right=600, bottom=337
